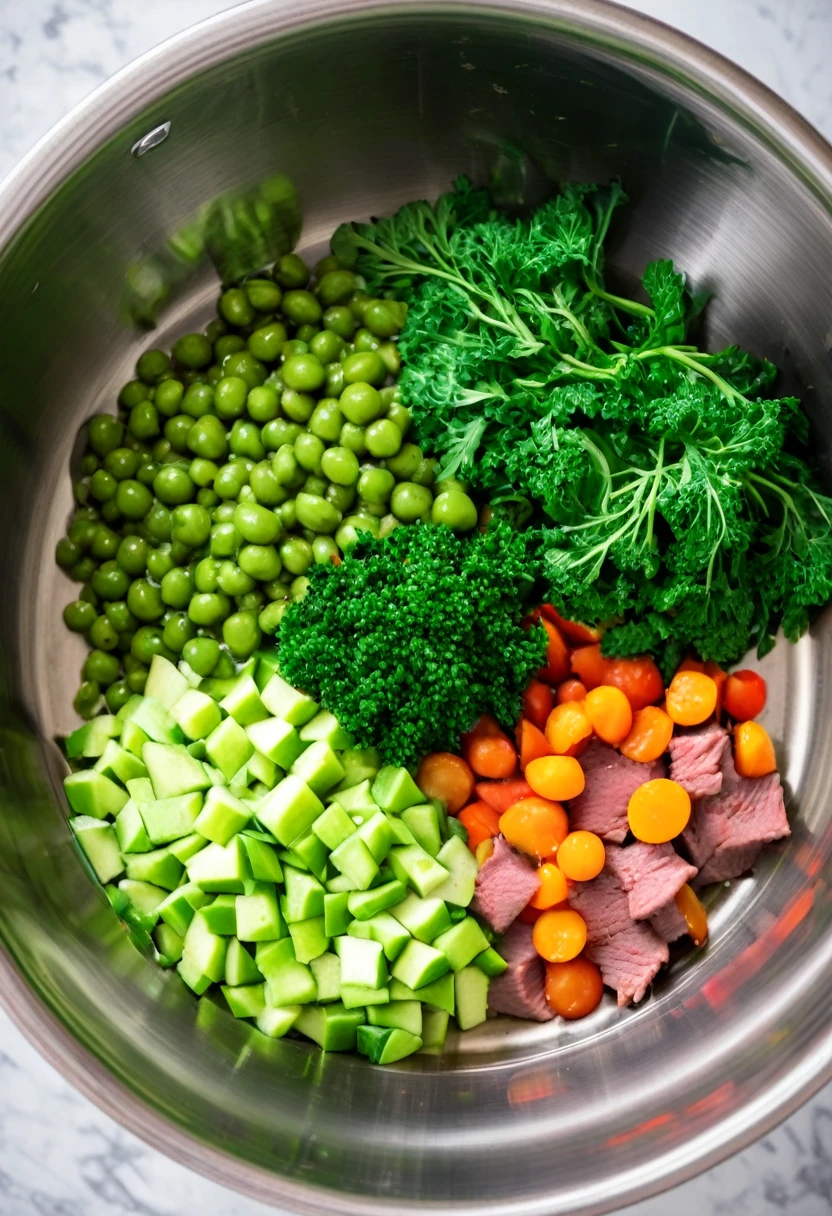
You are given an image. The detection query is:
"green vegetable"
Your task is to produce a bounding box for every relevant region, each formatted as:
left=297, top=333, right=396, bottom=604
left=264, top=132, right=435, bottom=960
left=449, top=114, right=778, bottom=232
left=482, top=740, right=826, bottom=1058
left=334, top=177, right=832, bottom=670
left=278, top=520, right=546, bottom=766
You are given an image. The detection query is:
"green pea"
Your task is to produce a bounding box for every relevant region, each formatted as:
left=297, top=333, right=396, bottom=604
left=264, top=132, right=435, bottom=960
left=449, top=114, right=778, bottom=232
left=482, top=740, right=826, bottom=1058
left=312, top=536, right=339, bottom=565
left=246, top=278, right=282, bottom=312
left=364, top=298, right=404, bottom=338
left=189, top=457, right=219, bottom=488
left=74, top=680, right=101, bottom=718
left=104, top=680, right=132, bottom=713
left=136, top=349, right=170, bottom=383
left=294, top=493, right=342, bottom=535
left=335, top=514, right=380, bottom=551
left=127, top=401, right=160, bottom=441
left=194, top=557, right=220, bottom=593
left=318, top=446, right=358, bottom=487
left=88, top=614, right=119, bottom=652
left=323, top=305, right=355, bottom=341
left=68, top=518, right=98, bottom=550
left=386, top=403, right=411, bottom=435
left=282, top=353, right=326, bottom=393
left=186, top=415, right=228, bottom=462
left=89, top=526, right=119, bottom=562
left=155, top=380, right=185, bottom=417
left=390, top=481, right=433, bottom=522
left=188, top=592, right=231, bottom=626
left=169, top=503, right=211, bottom=548
left=238, top=543, right=282, bottom=581
left=88, top=415, right=125, bottom=458
left=247, top=322, right=288, bottom=363
left=378, top=512, right=402, bottom=539
left=278, top=500, right=297, bottom=531
left=342, top=351, right=386, bottom=387
left=365, top=418, right=402, bottom=459
left=378, top=342, right=401, bottom=377
left=104, top=447, right=140, bottom=481
left=73, top=481, right=92, bottom=507
left=279, top=536, right=313, bottom=575
left=294, top=432, right=325, bottom=474
left=326, top=483, right=355, bottom=513
left=308, top=399, right=343, bottom=443
left=80, top=454, right=99, bottom=479
left=226, top=419, right=263, bottom=461
left=249, top=461, right=286, bottom=506
left=104, top=601, right=136, bottom=634
left=131, top=626, right=172, bottom=665
left=209, top=522, right=241, bottom=558
left=115, top=479, right=153, bottom=520
left=246, top=385, right=279, bottom=423
left=309, top=329, right=344, bottom=365
left=412, top=457, right=438, bottom=487
left=101, top=499, right=124, bottom=525
left=91, top=561, right=130, bottom=601
left=154, top=465, right=194, bottom=505
left=127, top=579, right=165, bottom=622
left=146, top=545, right=174, bottom=581
left=164, top=415, right=194, bottom=453
left=89, top=469, right=116, bottom=502
left=314, top=255, right=341, bottom=278
left=259, top=600, right=287, bottom=634
left=262, top=417, right=300, bottom=451
left=223, top=350, right=267, bottom=390
left=113, top=536, right=146, bottom=578
left=152, top=439, right=172, bottom=463
left=220, top=611, right=261, bottom=660
left=385, top=442, right=423, bottom=480
left=275, top=253, right=309, bottom=289
left=325, top=361, right=345, bottom=397
left=216, top=561, right=255, bottom=596
left=56, top=538, right=80, bottom=570
left=172, top=333, right=213, bottom=369
left=214, top=335, right=246, bottom=363
left=302, top=475, right=327, bottom=499
left=358, top=467, right=395, bottom=505
left=162, top=611, right=196, bottom=653
left=282, top=290, right=322, bottom=326
left=220, top=287, right=256, bottom=328
left=182, top=636, right=220, bottom=677
left=145, top=510, right=170, bottom=552
left=356, top=498, right=386, bottom=519
left=340, top=422, right=367, bottom=455
left=233, top=501, right=280, bottom=545
left=290, top=576, right=310, bottom=600
left=214, top=376, right=248, bottom=422
left=181, top=383, right=214, bottom=420
left=126, top=665, right=149, bottom=693
left=83, top=648, right=120, bottom=686
left=118, top=379, right=150, bottom=409
left=431, top=489, right=478, bottom=530
left=354, top=327, right=380, bottom=352
left=214, top=461, right=249, bottom=500
left=281, top=388, right=315, bottom=424
left=63, top=600, right=97, bottom=632
left=339, top=382, right=383, bottom=426
left=316, top=270, right=357, bottom=308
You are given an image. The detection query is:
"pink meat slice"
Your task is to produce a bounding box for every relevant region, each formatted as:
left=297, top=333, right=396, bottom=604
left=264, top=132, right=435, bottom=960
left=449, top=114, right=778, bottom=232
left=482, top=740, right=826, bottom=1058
left=649, top=899, right=689, bottom=943
left=471, top=835, right=540, bottom=933
left=605, top=842, right=698, bottom=921
left=569, top=867, right=669, bottom=1006
left=569, top=739, right=666, bottom=843
left=668, top=722, right=734, bottom=799
left=684, top=771, right=790, bottom=884
left=487, top=921, right=553, bottom=1022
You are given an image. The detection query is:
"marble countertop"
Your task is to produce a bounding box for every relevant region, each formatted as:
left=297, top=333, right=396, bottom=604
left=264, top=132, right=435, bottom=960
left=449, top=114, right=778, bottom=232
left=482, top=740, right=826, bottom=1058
left=2, top=0, right=832, bottom=1213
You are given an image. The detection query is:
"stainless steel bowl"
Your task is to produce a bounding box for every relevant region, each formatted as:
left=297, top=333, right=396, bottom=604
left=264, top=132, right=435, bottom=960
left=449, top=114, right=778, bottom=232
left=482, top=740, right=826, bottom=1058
left=2, top=1, right=832, bottom=1213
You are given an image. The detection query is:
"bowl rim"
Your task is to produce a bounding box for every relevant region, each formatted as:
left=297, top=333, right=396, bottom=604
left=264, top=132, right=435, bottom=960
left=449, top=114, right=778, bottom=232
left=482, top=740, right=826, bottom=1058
left=3, top=1, right=832, bottom=1213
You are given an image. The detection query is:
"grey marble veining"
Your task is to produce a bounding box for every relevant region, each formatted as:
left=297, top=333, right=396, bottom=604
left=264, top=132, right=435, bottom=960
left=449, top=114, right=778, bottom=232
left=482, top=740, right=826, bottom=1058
left=2, top=0, right=832, bottom=1214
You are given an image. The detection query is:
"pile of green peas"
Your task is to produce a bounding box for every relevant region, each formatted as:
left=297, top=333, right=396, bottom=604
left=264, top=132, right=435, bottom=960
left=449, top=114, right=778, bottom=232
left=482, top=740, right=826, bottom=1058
left=56, top=249, right=480, bottom=720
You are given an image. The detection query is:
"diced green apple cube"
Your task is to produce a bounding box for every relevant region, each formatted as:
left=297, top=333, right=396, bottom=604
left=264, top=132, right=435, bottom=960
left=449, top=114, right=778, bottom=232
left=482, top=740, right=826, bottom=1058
left=430, top=835, right=478, bottom=907
left=419, top=1008, right=450, bottom=1054
left=177, top=954, right=213, bottom=995
left=257, top=775, right=323, bottom=846
left=157, top=882, right=210, bottom=936
left=312, top=802, right=356, bottom=851
left=142, top=742, right=210, bottom=800
left=356, top=1025, right=422, bottom=1064
left=257, top=938, right=317, bottom=1006
left=66, top=715, right=120, bottom=760
left=295, top=1002, right=364, bottom=1051
left=256, top=1003, right=301, bottom=1038
left=225, top=936, right=263, bottom=986
left=236, top=883, right=285, bottom=942
left=115, top=800, right=151, bottom=853
left=169, top=689, right=222, bottom=740
left=222, top=983, right=266, bottom=1019
left=371, top=765, right=423, bottom=814
left=401, top=803, right=442, bottom=857
left=201, top=893, right=238, bottom=936
left=475, top=946, right=508, bottom=976
left=246, top=749, right=279, bottom=790
left=286, top=830, right=329, bottom=882
left=333, top=747, right=382, bottom=792
left=94, top=740, right=148, bottom=785
left=357, top=811, right=394, bottom=864
left=310, top=951, right=341, bottom=1002
left=348, top=913, right=410, bottom=962
left=186, top=835, right=249, bottom=893
left=347, top=879, right=408, bottom=922
left=390, top=892, right=452, bottom=942
left=330, top=778, right=377, bottom=817
left=64, top=770, right=129, bottom=820
left=433, top=917, right=490, bottom=971
left=145, top=655, right=189, bottom=710
left=194, top=785, right=252, bottom=845
left=168, top=832, right=208, bottom=863
left=259, top=672, right=318, bottom=725
left=245, top=717, right=304, bottom=769
left=340, top=984, right=389, bottom=1010
left=183, top=911, right=228, bottom=982
left=323, top=891, right=352, bottom=937
left=283, top=864, right=325, bottom=921
left=153, top=922, right=184, bottom=967
left=336, top=936, right=387, bottom=989
left=288, top=915, right=329, bottom=964
left=454, top=965, right=490, bottom=1030
left=117, top=878, right=167, bottom=921
left=241, top=834, right=283, bottom=883
left=299, top=710, right=354, bottom=750
left=70, top=816, right=124, bottom=883
left=125, top=846, right=184, bottom=890
left=388, top=845, right=448, bottom=898
left=219, top=673, right=269, bottom=726
left=205, top=717, right=254, bottom=781
left=290, top=740, right=344, bottom=796
left=367, top=1000, right=423, bottom=1037
left=139, top=791, right=203, bottom=845
left=329, top=834, right=379, bottom=891
left=391, top=939, right=449, bottom=990
left=130, top=696, right=183, bottom=744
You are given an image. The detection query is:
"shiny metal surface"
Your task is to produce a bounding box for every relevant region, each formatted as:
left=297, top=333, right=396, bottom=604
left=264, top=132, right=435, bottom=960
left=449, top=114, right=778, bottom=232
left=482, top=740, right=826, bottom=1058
left=1, top=1, right=832, bottom=1213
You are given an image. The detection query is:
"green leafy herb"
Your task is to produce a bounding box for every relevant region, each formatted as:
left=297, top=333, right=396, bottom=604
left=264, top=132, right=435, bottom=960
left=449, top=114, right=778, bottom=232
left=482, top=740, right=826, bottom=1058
left=334, top=179, right=832, bottom=670
left=277, top=522, right=547, bottom=767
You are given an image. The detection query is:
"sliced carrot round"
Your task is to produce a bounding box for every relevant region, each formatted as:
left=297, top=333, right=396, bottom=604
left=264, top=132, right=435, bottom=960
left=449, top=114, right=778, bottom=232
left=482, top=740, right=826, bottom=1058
left=602, top=656, right=664, bottom=711
left=627, top=778, right=691, bottom=843
left=538, top=618, right=571, bottom=684
left=516, top=719, right=554, bottom=769
left=533, top=908, right=587, bottom=962
left=674, top=883, right=708, bottom=947
left=619, top=706, right=674, bottom=763
left=584, top=685, right=633, bottom=744
left=522, top=679, right=555, bottom=730
left=525, top=754, right=586, bottom=801
left=544, top=702, right=592, bottom=756
left=458, top=801, right=501, bottom=853
left=733, top=720, right=777, bottom=777
left=556, top=678, right=588, bottom=705
left=556, top=831, right=606, bottom=882
left=529, top=861, right=569, bottom=909
left=570, top=643, right=606, bottom=690
left=416, top=752, right=474, bottom=814
left=666, top=671, right=718, bottom=726
left=499, top=797, right=569, bottom=859
left=466, top=733, right=518, bottom=779
left=545, top=957, right=604, bottom=1018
